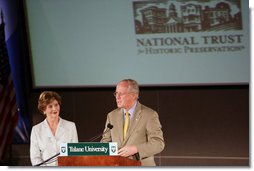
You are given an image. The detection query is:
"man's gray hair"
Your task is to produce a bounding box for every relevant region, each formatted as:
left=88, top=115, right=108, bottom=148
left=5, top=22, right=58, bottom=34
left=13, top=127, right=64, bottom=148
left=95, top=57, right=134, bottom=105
left=119, top=79, right=139, bottom=95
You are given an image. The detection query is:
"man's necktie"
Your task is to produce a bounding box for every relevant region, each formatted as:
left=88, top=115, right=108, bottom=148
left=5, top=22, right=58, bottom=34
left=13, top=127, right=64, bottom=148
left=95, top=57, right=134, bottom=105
left=123, top=112, right=130, bottom=139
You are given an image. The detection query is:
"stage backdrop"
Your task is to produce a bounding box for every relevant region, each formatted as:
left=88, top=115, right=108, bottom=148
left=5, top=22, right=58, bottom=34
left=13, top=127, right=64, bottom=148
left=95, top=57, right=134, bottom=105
left=24, top=0, right=249, bottom=88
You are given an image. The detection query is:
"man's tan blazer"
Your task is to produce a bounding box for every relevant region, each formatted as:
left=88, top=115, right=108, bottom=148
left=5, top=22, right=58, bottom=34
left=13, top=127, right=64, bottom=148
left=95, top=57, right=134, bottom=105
left=101, top=102, right=165, bottom=166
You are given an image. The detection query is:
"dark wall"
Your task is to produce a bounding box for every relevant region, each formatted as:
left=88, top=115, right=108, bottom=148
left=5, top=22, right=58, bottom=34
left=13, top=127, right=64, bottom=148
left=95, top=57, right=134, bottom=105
left=27, top=85, right=249, bottom=166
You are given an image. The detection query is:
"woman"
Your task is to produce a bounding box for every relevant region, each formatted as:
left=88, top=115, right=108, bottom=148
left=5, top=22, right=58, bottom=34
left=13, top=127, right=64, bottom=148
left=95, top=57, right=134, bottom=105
left=30, top=91, right=78, bottom=166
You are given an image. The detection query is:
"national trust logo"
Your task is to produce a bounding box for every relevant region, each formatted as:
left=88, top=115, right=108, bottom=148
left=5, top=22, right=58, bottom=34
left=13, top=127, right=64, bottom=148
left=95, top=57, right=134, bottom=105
left=132, top=0, right=243, bottom=34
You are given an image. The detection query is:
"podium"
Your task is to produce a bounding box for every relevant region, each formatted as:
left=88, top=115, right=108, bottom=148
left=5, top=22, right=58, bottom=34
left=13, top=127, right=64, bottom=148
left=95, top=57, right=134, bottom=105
left=58, top=156, right=141, bottom=166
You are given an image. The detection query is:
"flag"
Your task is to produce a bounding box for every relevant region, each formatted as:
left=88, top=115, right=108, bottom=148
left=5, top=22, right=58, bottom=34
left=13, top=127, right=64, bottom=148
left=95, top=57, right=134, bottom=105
left=0, top=9, right=18, bottom=160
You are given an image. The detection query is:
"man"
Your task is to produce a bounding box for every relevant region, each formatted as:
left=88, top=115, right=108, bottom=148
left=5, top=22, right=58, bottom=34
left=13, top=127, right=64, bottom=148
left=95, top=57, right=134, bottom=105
left=101, top=79, right=165, bottom=166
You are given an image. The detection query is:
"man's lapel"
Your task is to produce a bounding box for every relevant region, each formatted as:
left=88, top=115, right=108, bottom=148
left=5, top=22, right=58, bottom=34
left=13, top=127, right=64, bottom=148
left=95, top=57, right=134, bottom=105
left=115, top=110, right=124, bottom=143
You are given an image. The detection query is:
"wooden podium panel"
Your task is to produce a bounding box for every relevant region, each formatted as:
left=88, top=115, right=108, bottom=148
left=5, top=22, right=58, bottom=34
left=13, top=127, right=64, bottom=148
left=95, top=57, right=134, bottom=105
left=58, top=156, right=141, bottom=166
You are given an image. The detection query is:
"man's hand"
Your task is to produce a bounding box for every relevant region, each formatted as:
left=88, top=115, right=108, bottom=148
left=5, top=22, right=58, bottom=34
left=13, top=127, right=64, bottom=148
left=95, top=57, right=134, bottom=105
left=118, top=145, right=138, bottom=157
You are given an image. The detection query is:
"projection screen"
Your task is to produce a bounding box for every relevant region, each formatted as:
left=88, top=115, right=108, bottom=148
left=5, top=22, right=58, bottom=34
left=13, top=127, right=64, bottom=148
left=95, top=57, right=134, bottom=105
left=24, top=0, right=249, bottom=87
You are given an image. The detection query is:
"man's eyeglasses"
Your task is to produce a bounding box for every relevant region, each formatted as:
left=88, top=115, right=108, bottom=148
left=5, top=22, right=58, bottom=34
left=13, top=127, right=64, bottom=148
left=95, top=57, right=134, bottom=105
left=113, top=92, right=132, bottom=97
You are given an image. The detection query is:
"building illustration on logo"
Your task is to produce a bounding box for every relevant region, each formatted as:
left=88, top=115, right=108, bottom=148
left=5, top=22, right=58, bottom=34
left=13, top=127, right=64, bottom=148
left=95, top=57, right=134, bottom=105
left=133, top=0, right=242, bottom=34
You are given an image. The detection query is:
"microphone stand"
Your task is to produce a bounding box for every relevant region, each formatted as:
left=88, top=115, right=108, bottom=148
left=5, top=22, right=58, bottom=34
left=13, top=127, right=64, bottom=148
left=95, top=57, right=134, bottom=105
left=34, top=152, right=60, bottom=166
left=89, top=123, right=113, bottom=142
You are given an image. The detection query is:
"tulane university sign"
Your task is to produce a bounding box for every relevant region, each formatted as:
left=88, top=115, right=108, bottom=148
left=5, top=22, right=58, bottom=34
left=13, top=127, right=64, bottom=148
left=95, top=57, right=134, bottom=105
left=60, top=142, right=118, bottom=156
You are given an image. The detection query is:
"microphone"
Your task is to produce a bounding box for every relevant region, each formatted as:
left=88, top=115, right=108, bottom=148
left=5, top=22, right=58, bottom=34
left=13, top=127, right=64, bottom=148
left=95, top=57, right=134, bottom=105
left=89, top=123, right=113, bottom=142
